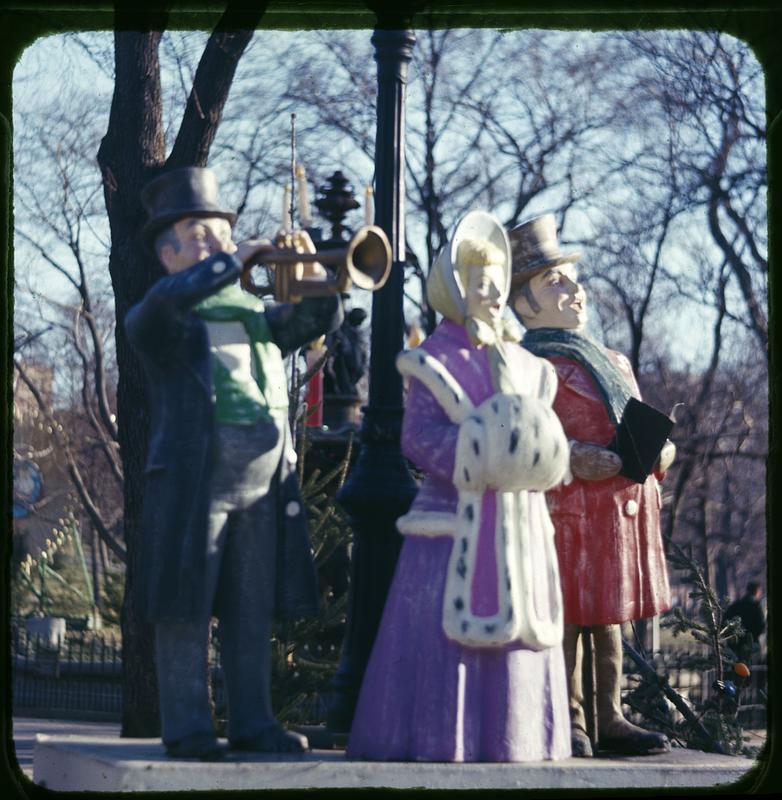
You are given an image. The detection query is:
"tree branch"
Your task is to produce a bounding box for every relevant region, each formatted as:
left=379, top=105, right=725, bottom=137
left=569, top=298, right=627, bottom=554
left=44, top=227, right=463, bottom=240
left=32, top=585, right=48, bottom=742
left=707, top=196, right=767, bottom=349
left=14, top=359, right=127, bottom=562
left=168, top=4, right=270, bottom=168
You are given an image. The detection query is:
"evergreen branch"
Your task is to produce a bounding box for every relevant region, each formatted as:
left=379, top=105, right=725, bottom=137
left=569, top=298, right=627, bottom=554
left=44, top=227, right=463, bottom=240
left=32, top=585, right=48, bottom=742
left=307, top=457, right=353, bottom=497
left=623, top=639, right=726, bottom=754
left=301, top=467, right=322, bottom=492
left=299, top=343, right=332, bottom=387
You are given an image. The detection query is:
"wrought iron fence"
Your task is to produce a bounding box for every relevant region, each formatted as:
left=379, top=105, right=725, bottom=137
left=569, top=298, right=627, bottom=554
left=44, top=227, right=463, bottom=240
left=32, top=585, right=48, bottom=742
left=11, top=624, right=767, bottom=732
left=668, top=661, right=766, bottom=730
left=10, top=622, right=334, bottom=726
left=623, top=648, right=767, bottom=730
left=11, top=624, right=124, bottom=720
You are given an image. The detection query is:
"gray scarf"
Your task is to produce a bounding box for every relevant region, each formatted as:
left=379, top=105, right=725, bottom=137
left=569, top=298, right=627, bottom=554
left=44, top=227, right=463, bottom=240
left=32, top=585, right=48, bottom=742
left=522, top=328, right=632, bottom=424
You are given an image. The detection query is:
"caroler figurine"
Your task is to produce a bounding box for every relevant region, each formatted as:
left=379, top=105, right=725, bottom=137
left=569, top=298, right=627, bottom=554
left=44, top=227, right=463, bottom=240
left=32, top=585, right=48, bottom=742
left=346, top=210, right=572, bottom=762
left=508, top=213, right=676, bottom=758
left=125, top=167, right=342, bottom=761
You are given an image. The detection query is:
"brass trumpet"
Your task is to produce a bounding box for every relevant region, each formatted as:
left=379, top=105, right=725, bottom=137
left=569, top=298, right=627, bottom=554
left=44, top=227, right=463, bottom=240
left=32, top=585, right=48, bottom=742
left=241, top=225, right=392, bottom=303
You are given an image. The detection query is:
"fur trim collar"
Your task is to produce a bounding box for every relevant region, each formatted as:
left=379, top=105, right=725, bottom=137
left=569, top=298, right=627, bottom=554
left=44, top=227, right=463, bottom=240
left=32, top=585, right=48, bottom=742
left=397, top=346, right=564, bottom=649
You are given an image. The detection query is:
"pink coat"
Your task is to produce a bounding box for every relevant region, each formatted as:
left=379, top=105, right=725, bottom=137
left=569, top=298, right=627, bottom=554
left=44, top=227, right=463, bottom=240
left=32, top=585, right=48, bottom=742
left=545, top=351, right=671, bottom=625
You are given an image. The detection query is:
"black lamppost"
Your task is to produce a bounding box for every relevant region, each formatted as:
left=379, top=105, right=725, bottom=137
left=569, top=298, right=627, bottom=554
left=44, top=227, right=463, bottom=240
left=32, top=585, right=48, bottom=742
left=327, top=26, right=418, bottom=733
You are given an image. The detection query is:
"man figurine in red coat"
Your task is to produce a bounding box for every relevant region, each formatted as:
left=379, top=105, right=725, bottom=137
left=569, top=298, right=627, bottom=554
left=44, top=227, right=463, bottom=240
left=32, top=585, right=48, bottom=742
left=507, top=214, right=675, bottom=757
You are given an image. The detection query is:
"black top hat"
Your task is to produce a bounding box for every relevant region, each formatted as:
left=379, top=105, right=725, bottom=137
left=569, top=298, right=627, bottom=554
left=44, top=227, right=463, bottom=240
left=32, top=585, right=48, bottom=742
left=141, top=167, right=237, bottom=249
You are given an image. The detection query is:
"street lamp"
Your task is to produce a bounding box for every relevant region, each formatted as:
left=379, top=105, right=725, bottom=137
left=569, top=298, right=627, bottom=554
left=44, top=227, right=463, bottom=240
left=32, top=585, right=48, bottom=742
left=313, top=170, right=360, bottom=247
left=327, top=26, right=418, bottom=734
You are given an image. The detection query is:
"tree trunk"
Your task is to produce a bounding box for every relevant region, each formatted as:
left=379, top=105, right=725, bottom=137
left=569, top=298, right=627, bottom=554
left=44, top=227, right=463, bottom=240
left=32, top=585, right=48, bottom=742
left=97, top=9, right=266, bottom=738
left=98, top=26, right=167, bottom=738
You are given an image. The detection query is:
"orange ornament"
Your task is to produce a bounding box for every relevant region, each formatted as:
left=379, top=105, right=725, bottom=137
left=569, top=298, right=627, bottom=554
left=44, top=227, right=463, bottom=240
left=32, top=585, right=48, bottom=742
left=734, top=662, right=751, bottom=678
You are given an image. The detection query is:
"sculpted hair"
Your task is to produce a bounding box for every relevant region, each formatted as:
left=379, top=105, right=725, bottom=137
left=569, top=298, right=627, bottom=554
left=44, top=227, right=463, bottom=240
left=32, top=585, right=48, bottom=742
left=154, top=225, right=182, bottom=258
left=455, top=239, right=505, bottom=289
left=511, top=280, right=542, bottom=318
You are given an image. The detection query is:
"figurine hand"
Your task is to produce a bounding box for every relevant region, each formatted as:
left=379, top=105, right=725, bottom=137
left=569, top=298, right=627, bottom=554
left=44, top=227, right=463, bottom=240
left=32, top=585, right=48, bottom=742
left=276, top=231, right=328, bottom=280
left=235, top=238, right=275, bottom=266
left=655, top=439, right=676, bottom=474
left=570, top=442, right=622, bottom=481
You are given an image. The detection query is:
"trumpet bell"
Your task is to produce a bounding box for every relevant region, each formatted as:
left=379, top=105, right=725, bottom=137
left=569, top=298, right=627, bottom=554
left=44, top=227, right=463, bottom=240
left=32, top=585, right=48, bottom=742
left=240, top=225, right=392, bottom=302
left=344, top=225, right=392, bottom=292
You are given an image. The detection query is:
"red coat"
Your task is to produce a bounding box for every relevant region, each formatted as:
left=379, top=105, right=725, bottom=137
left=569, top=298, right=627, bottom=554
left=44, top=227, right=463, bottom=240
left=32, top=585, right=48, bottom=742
left=545, top=350, right=671, bottom=625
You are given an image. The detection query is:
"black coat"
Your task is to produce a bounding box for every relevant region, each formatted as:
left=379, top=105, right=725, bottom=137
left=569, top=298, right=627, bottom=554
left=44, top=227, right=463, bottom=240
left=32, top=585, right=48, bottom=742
left=125, top=251, right=342, bottom=623
left=726, top=594, right=765, bottom=640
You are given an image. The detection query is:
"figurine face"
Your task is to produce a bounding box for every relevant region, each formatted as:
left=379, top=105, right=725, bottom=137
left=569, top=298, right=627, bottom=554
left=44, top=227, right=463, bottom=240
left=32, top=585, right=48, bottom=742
left=465, top=262, right=506, bottom=325
left=159, top=216, right=236, bottom=274
left=514, top=262, right=586, bottom=330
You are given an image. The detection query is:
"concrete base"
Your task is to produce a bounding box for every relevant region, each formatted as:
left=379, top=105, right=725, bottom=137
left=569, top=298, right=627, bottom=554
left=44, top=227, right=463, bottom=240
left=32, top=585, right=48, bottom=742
left=33, top=734, right=758, bottom=791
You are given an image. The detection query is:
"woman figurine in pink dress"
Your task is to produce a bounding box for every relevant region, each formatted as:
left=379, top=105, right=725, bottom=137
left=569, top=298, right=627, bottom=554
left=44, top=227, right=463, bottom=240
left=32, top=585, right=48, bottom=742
left=346, top=211, right=572, bottom=762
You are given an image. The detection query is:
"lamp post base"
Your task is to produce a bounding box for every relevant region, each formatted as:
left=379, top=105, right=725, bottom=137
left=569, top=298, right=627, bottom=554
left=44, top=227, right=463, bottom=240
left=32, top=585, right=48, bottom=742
left=327, top=406, right=417, bottom=733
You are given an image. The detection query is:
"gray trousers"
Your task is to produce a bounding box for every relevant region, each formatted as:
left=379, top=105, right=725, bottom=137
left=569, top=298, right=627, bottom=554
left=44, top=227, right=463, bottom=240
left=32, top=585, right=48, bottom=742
left=155, top=418, right=285, bottom=746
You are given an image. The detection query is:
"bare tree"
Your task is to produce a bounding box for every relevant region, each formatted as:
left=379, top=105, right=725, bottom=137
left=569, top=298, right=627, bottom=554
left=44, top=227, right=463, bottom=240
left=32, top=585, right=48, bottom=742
left=13, top=24, right=767, bottom=726
left=621, top=31, right=767, bottom=352
left=589, top=32, right=769, bottom=606
left=14, top=20, right=323, bottom=735
left=13, top=85, right=126, bottom=620
left=282, top=29, right=630, bottom=333
left=95, top=6, right=268, bottom=737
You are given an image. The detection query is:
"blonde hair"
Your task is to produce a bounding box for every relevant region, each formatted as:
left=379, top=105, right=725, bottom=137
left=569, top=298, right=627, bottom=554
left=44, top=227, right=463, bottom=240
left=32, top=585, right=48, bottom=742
left=455, top=239, right=505, bottom=289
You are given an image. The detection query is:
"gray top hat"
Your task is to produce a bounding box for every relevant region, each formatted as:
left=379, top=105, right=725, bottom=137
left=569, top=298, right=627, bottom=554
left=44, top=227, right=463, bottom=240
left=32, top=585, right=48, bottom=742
left=508, top=214, right=581, bottom=289
left=141, top=167, right=237, bottom=249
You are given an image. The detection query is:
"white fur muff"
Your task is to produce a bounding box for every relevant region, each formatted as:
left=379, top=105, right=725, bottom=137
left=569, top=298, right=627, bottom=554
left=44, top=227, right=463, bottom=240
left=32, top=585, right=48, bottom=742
left=467, top=393, right=569, bottom=493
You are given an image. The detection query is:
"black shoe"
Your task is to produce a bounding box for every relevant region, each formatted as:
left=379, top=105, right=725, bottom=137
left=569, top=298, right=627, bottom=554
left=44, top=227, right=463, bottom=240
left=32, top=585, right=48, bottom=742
left=229, top=725, right=309, bottom=754
left=165, top=732, right=225, bottom=761
left=571, top=729, right=594, bottom=758
left=599, top=730, right=670, bottom=756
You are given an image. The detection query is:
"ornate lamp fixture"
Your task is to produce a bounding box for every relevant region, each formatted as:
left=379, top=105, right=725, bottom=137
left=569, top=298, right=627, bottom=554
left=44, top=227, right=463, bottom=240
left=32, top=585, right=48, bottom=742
left=314, top=171, right=361, bottom=245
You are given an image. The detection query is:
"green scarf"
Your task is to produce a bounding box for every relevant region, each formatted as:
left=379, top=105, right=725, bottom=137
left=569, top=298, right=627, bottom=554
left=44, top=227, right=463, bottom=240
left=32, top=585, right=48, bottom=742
left=194, top=282, right=289, bottom=424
